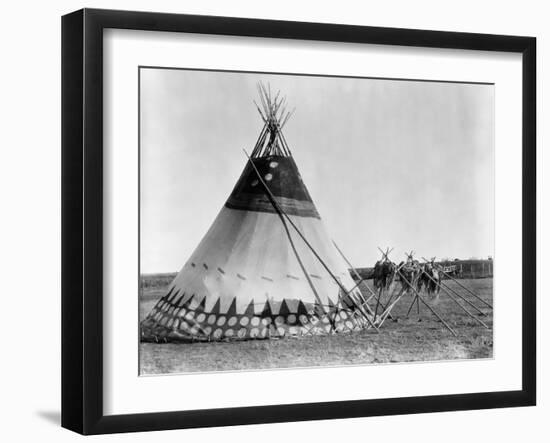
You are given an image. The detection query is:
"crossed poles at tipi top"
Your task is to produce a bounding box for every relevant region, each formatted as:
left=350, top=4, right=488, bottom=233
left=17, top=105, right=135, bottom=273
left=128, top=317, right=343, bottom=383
left=244, top=83, right=380, bottom=334
left=243, top=83, right=490, bottom=337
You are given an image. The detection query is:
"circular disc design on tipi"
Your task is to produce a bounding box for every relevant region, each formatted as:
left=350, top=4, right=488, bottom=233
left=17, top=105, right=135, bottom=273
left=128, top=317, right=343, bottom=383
left=139, top=84, right=373, bottom=344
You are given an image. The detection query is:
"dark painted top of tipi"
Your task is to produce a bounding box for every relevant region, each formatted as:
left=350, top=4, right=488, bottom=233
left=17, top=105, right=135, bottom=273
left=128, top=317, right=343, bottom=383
left=225, top=155, right=320, bottom=218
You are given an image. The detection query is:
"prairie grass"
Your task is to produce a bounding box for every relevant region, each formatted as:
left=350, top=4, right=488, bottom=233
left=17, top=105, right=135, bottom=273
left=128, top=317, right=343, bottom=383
left=139, top=279, right=493, bottom=375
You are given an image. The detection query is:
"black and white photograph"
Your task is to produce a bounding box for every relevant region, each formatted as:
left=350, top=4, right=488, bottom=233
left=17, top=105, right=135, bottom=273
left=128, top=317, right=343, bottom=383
left=139, top=68, right=495, bottom=375
left=0, top=0, right=545, bottom=439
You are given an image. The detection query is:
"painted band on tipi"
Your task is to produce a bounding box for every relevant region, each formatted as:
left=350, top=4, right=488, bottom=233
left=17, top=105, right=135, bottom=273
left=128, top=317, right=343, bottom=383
left=141, top=83, right=375, bottom=343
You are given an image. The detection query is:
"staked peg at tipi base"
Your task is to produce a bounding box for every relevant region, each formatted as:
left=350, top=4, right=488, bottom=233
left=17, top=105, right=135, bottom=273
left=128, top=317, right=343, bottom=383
left=140, top=82, right=376, bottom=343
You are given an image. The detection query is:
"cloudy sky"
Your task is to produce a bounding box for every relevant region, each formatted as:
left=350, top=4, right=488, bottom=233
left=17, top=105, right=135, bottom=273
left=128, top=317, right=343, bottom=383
left=140, top=68, right=494, bottom=274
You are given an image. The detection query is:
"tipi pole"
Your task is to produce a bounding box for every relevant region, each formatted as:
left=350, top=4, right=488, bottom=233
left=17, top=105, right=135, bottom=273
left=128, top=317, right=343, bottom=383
left=253, top=101, right=267, bottom=123
left=375, top=261, right=409, bottom=321
left=331, top=240, right=378, bottom=301
left=394, top=268, right=457, bottom=336
left=420, top=269, right=490, bottom=329
left=422, top=257, right=493, bottom=309
left=438, top=280, right=487, bottom=316
left=430, top=262, right=493, bottom=310
left=376, top=287, right=407, bottom=327
left=331, top=240, right=379, bottom=315
left=343, top=278, right=395, bottom=321
left=375, top=260, right=412, bottom=324
left=244, top=150, right=379, bottom=332
left=280, top=108, right=295, bottom=130
left=371, top=247, right=399, bottom=321
left=368, top=260, right=410, bottom=320
left=277, top=128, right=293, bottom=156
left=405, top=293, right=419, bottom=318
left=279, top=215, right=377, bottom=329
left=278, top=216, right=324, bottom=309
left=257, top=83, right=270, bottom=117
left=367, top=260, right=409, bottom=321
left=251, top=123, right=268, bottom=157
left=420, top=260, right=487, bottom=316
left=242, top=152, right=324, bottom=310
left=373, top=288, right=383, bottom=322
left=367, top=285, right=398, bottom=324
left=403, top=287, right=422, bottom=319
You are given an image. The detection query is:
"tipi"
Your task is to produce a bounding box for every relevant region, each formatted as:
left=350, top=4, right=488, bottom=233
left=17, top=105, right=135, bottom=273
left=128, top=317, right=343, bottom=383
left=141, top=83, right=374, bottom=343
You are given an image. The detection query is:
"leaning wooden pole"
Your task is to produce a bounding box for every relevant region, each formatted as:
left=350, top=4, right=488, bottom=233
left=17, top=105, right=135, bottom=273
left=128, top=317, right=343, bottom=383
left=368, top=260, right=408, bottom=320
left=370, top=285, right=398, bottom=322
left=419, top=259, right=486, bottom=315
left=376, top=287, right=407, bottom=327
left=369, top=246, right=400, bottom=321
left=375, top=262, right=412, bottom=325
left=405, top=292, right=419, bottom=318
left=244, top=150, right=378, bottom=332
left=331, top=240, right=379, bottom=315
left=420, top=269, right=490, bottom=329
left=437, top=267, right=493, bottom=309
left=395, top=269, right=458, bottom=337
left=247, top=164, right=323, bottom=310
left=437, top=279, right=487, bottom=316
left=329, top=243, right=398, bottom=323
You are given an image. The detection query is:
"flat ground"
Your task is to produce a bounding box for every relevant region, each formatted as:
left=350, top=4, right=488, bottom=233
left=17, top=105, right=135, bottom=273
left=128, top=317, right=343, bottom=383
left=139, top=278, right=493, bottom=375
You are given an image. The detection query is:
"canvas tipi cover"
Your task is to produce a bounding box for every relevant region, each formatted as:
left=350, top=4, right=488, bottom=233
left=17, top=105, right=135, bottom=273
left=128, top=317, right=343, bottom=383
left=141, top=85, right=372, bottom=343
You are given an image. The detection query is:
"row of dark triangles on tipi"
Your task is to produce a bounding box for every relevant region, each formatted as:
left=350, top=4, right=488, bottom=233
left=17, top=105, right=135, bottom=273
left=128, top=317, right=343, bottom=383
left=140, top=82, right=376, bottom=343
left=141, top=287, right=371, bottom=342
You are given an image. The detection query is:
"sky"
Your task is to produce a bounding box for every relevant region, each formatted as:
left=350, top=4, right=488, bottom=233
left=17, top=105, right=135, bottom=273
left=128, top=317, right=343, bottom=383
left=140, top=68, right=494, bottom=274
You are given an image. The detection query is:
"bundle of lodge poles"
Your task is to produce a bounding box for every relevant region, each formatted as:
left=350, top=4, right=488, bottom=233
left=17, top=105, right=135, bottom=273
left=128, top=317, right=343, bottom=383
left=243, top=150, right=492, bottom=336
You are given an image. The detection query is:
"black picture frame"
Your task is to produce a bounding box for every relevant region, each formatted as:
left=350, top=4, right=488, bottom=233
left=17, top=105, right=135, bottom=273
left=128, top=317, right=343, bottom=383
left=61, top=8, right=536, bottom=435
